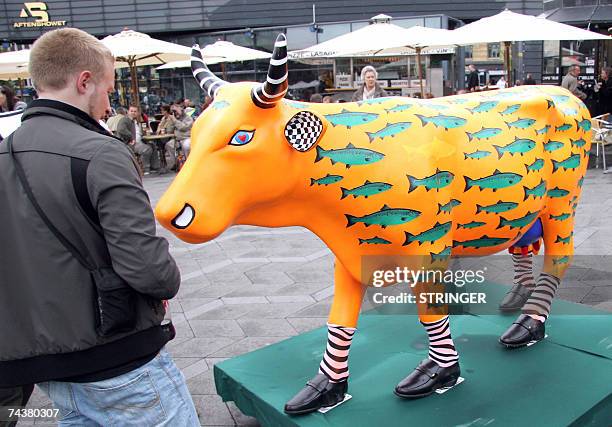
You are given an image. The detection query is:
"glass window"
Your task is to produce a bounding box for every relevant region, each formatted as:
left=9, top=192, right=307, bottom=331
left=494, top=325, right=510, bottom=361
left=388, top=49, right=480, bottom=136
left=544, top=0, right=562, bottom=9
left=395, top=18, right=424, bottom=29
left=543, top=40, right=560, bottom=75
left=318, top=23, right=350, bottom=43
left=563, top=0, right=596, bottom=6
left=286, top=26, right=317, bottom=50
left=255, top=30, right=281, bottom=53
left=488, top=43, right=501, bottom=58
left=351, top=22, right=368, bottom=31
left=464, top=45, right=473, bottom=59
left=425, top=17, right=442, bottom=28
left=225, top=32, right=254, bottom=48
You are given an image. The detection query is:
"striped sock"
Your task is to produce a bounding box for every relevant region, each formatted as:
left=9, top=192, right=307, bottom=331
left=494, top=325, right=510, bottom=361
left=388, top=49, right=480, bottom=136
left=318, top=324, right=355, bottom=383
left=421, top=316, right=459, bottom=367
left=512, top=253, right=536, bottom=290
left=522, top=272, right=560, bottom=323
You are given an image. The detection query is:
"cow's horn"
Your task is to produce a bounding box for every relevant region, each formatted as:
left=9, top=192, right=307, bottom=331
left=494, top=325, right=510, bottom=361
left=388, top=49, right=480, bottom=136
left=191, top=44, right=227, bottom=98
left=251, top=34, right=288, bottom=109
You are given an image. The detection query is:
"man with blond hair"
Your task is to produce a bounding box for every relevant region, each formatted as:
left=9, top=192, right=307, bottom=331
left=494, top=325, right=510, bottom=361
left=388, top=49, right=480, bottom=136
left=0, top=28, right=199, bottom=426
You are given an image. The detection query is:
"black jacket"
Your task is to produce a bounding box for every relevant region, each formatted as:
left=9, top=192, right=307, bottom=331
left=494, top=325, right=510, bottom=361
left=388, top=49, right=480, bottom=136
left=0, top=100, right=181, bottom=387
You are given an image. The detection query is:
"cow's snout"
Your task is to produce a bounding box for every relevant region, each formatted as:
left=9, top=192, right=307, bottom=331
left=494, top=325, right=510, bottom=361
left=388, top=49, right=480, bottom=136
left=171, top=203, right=196, bottom=229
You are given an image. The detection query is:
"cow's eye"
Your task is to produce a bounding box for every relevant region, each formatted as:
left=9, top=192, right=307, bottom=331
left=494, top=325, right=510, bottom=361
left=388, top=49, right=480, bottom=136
left=229, top=130, right=254, bottom=146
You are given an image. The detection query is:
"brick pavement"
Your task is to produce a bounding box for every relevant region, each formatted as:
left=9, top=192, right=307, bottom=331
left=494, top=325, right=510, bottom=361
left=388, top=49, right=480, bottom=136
left=19, top=162, right=612, bottom=426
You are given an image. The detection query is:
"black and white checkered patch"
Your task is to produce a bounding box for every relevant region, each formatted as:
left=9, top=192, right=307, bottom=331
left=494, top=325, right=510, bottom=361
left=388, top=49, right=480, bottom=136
left=284, top=111, right=323, bottom=152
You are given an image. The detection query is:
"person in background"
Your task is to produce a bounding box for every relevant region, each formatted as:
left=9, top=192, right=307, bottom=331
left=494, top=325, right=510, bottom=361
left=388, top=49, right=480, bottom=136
left=322, top=96, right=332, bottom=104
left=561, top=65, right=587, bottom=100
left=169, top=102, right=193, bottom=159
left=116, top=105, right=153, bottom=174
left=351, top=66, right=388, bottom=101
left=524, top=73, right=536, bottom=85
left=106, top=106, right=126, bottom=135
left=496, top=76, right=507, bottom=89
left=467, top=64, right=480, bottom=92
left=157, top=104, right=177, bottom=171
left=0, top=85, right=27, bottom=112
left=0, top=27, right=199, bottom=427
left=310, top=93, right=323, bottom=103
left=594, top=66, right=612, bottom=116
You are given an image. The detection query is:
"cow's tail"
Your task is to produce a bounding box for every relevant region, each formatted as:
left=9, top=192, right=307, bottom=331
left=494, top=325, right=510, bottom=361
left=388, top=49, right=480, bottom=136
left=340, top=187, right=350, bottom=199
left=407, top=174, right=419, bottom=193
left=315, top=146, right=325, bottom=163
left=345, top=214, right=359, bottom=228
left=415, top=114, right=427, bottom=127
left=464, top=177, right=474, bottom=192
left=493, top=145, right=504, bottom=159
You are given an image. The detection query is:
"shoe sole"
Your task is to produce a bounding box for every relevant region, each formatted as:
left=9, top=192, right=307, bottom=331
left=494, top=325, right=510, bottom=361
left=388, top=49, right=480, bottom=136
left=499, top=336, right=545, bottom=349
left=284, top=395, right=347, bottom=416
left=394, top=376, right=460, bottom=399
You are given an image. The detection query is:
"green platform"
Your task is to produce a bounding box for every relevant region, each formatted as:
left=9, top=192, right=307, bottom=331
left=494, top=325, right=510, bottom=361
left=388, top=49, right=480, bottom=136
left=214, top=284, right=612, bottom=427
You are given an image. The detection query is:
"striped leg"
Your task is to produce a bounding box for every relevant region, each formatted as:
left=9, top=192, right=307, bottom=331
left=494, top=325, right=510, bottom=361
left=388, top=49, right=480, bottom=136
left=512, top=253, right=536, bottom=290
left=421, top=316, right=459, bottom=367
left=521, top=272, right=560, bottom=323
left=318, top=324, right=355, bottom=383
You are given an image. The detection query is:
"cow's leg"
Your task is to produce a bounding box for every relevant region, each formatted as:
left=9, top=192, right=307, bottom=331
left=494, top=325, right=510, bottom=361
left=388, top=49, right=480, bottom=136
left=500, top=210, right=575, bottom=348
left=284, top=260, right=365, bottom=415
left=499, top=219, right=543, bottom=312
left=395, top=260, right=461, bottom=399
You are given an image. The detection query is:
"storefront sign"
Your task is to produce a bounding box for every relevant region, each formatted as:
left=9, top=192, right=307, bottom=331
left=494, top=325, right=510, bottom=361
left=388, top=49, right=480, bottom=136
left=13, top=3, right=67, bottom=28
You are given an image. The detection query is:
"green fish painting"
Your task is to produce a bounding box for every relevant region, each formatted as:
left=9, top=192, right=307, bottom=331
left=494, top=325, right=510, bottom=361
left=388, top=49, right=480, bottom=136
left=466, top=127, right=502, bottom=141
left=536, top=125, right=551, bottom=135
left=549, top=212, right=571, bottom=221
left=506, top=118, right=536, bottom=129
left=212, top=100, right=230, bottom=110
left=415, top=114, right=467, bottom=130
left=325, top=110, right=379, bottom=128
left=552, top=154, right=581, bottom=172
left=464, top=150, right=492, bottom=160
left=315, top=143, right=385, bottom=168
left=358, top=98, right=392, bottom=106
left=310, top=174, right=343, bottom=186
left=340, top=180, right=392, bottom=199
left=493, top=137, right=536, bottom=158
left=285, top=101, right=309, bottom=109
left=468, top=101, right=499, bottom=113
left=555, top=123, right=573, bottom=132
left=498, top=211, right=540, bottom=229
left=526, top=158, right=545, bottom=173
left=578, top=176, right=585, bottom=187
left=438, top=199, right=461, bottom=214
left=523, top=179, right=547, bottom=200
left=576, top=118, right=592, bottom=132
left=499, top=104, right=521, bottom=115
left=457, top=221, right=487, bottom=229
left=366, top=122, right=412, bottom=142
left=547, top=187, right=571, bottom=198
left=386, top=104, right=413, bottom=113
left=407, top=169, right=454, bottom=193
left=465, top=169, right=522, bottom=192
left=544, top=140, right=564, bottom=152
left=430, top=246, right=452, bottom=262
left=555, top=233, right=573, bottom=244
left=426, top=104, right=451, bottom=111
left=358, top=236, right=392, bottom=245
left=346, top=204, right=421, bottom=228
left=403, top=221, right=452, bottom=245
left=551, top=95, right=570, bottom=104
left=571, top=138, right=587, bottom=148
left=453, top=235, right=510, bottom=248
left=476, top=201, right=519, bottom=214
left=553, top=255, right=570, bottom=265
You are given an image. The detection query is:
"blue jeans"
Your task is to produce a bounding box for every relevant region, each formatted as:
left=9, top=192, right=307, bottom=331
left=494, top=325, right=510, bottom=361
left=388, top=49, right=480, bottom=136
left=38, top=348, right=199, bottom=426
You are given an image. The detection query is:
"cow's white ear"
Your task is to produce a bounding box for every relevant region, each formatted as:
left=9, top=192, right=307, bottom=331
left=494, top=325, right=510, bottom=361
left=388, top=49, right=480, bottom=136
left=284, top=111, right=324, bottom=152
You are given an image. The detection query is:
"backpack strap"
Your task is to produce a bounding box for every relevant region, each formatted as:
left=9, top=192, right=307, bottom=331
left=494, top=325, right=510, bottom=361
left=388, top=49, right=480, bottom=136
left=71, top=157, right=102, bottom=234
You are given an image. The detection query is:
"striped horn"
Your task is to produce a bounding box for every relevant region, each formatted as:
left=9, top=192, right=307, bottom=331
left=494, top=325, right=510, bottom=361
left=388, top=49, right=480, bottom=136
left=191, top=44, right=227, bottom=98
left=252, top=33, right=288, bottom=109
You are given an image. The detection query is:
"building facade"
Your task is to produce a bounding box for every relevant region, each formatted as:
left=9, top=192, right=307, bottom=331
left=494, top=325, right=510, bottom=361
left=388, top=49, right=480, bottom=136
left=1, top=1, right=547, bottom=107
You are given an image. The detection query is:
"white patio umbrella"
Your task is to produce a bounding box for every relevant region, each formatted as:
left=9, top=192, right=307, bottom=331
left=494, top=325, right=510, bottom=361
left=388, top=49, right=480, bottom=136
left=101, top=29, right=196, bottom=107
left=157, top=40, right=271, bottom=70
left=0, top=49, right=30, bottom=79
left=0, top=64, right=29, bottom=80
left=290, top=16, right=455, bottom=97
left=451, top=9, right=611, bottom=86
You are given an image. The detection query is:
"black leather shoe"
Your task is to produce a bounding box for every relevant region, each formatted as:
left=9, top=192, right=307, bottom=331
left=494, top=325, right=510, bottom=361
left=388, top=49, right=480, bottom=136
left=499, top=314, right=545, bottom=348
left=394, top=359, right=460, bottom=399
left=284, top=374, right=348, bottom=415
left=499, top=284, right=534, bottom=312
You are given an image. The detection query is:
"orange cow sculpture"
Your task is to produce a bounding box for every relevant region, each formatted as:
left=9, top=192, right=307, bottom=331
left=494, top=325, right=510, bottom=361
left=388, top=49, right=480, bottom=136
left=155, top=34, right=590, bottom=413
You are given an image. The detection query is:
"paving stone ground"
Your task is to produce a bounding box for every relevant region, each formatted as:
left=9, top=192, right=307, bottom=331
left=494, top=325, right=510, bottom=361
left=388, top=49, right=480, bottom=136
left=19, top=159, right=612, bottom=426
